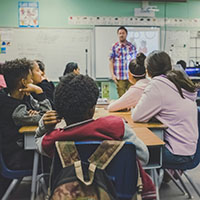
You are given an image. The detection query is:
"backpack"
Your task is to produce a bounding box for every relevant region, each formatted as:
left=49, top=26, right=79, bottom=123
left=47, top=140, right=155, bottom=200
left=48, top=140, right=126, bottom=200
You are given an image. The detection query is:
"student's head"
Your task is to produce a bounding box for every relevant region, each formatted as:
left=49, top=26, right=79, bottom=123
left=63, top=62, right=80, bottom=76
left=145, top=51, right=172, bottom=78
left=176, top=60, right=187, bottom=70
left=0, top=58, right=33, bottom=92
left=129, top=53, right=146, bottom=84
left=117, top=26, right=127, bottom=43
left=54, top=74, right=99, bottom=125
left=30, top=61, right=43, bottom=84
left=35, top=60, right=45, bottom=76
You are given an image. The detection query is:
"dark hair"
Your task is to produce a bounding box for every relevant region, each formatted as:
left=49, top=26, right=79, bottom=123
left=166, top=70, right=196, bottom=98
left=129, top=53, right=146, bottom=80
left=0, top=58, right=31, bottom=92
left=35, top=60, right=45, bottom=72
left=0, top=63, right=3, bottom=74
left=146, top=51, right=196, bottom=98
left=145, top=51, right=172, bottom=78
left=54, top=74, right=99, bottom=124
left=63, top=62, right=78, bottom=76
left=117, top=26, right=127, bottom=34
left=176, top=60, right=187, bottom=70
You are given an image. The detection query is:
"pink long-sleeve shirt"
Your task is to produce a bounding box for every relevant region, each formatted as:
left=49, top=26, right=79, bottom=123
left=108, top=78, right=150, bottom=112
left=132, top=75, right=198, bottom=156
left=0, top=75, right=6, bottom=89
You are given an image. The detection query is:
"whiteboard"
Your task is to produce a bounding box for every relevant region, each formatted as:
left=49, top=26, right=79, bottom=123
left=0, top=28, right=92, bottom=81
left=95, top=26, right=160, bottom=78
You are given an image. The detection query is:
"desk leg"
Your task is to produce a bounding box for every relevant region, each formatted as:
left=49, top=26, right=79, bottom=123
left=30, top=151, right=39, bottom=200
left=151, top=169, right=160, bottom=200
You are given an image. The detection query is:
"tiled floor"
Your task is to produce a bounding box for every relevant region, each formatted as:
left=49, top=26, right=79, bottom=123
left=5, top=164, right=200, bottom=200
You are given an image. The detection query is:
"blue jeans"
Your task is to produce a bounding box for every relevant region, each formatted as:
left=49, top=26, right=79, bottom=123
left=162, top=146, right=193, bottom=166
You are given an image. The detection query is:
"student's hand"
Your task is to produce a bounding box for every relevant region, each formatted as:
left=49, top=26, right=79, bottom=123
left=43, top=110, right=61, bottom=129
left=28, top=109, right=39, bottom=116
left=19, top=83, right=43, bottom=95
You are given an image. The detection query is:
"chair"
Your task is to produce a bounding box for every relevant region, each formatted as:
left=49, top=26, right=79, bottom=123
left=0, top=152, right=32, bottom=200
left=52, top=141, right=138, bottom=200
left=163, top=107, right=200, bottom=199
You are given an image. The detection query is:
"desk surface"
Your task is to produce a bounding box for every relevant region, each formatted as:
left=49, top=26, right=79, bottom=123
left=133, top=128, right=165, bottom=146
left=19, top=107, right=165, bottom=147
left=94, top=108, right=167, bottom=129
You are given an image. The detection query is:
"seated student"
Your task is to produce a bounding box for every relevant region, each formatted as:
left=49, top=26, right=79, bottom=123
left=0, top=58, right=51, bottom=197
left=132, top=51, right=198, bottom=166
left=108, top=53, right=150, bottom=112
left=0, top=63, right=6, bottom=89
left=35, top=74, right=149, bottom=166
left=0, top=74, right=6, bottom=89
left=31, top=60, right=55, bottom=108
left=63, top=62, right=80, bottom=76
left=176, top=60, right=187, bottom=70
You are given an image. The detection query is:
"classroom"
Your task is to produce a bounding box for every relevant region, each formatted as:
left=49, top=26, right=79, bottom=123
left=0, top=0, right=200, bottom=200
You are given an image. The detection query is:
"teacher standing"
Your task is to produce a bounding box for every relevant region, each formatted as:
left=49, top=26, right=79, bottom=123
left=109, top=26, right=137, bottom=97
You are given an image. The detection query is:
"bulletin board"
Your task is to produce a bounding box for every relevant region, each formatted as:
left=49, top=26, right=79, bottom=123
left=164, top=30, right=190, bottom=64
left=0, top=28, right=92, bottom=81
left=94, top=26, right=160, bottom=79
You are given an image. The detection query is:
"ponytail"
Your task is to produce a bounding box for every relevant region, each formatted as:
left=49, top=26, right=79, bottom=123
left=166, top=70, right=196, bottom=98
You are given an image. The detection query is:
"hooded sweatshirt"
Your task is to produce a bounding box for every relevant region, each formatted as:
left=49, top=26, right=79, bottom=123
left=108, top=78, right=150, bottom=111
left=0, top=88, right=51, bottom=163
left=132, top=75, right=198, bottom=156
left=35, top=116, right=149, bottom=165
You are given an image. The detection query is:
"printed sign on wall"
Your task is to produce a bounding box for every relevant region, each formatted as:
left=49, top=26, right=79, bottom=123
left=18, top=2, right=39, bottom=27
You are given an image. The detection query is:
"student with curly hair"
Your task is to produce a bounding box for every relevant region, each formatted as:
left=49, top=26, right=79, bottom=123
left=0, top=58, right=51, bottom=197
left=35, top=74, right=149, bottom=165
left=108, top=53, right=150, bottom=112
left=132, top=51, right=198, bottom=166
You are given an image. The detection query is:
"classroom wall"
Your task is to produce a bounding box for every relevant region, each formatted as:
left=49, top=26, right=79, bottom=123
left=1, top=0, right=200, bottom=99
left=1, top=0, right=200, bottom=28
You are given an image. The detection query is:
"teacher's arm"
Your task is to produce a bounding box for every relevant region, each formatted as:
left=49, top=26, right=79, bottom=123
left=109, top=59, right=117, bottom=84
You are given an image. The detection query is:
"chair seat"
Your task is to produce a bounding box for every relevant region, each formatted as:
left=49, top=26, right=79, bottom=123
left=0, top=153, right=32, bottom=179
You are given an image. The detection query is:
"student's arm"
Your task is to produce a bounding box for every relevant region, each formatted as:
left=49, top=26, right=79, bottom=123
left=108, top=87, right=138, bottom=111
left=35, top=110, right=61, bottom=156
left=12, top=94, right=51, bottom=126
left=30, top=93, right=52, bottom=114
left=132, top=82, right=162, bottom=122
left=122, top=120, right=149, bottom=165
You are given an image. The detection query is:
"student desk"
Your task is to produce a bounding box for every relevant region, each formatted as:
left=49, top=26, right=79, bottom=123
left=19, top=108, right=165, bottom=200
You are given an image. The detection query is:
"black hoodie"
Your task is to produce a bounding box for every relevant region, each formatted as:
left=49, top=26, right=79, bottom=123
left=0, top=88, right=51, bottom=168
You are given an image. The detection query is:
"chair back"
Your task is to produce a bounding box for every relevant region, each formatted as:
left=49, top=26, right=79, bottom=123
left=52, top=141, right=138, bottom=200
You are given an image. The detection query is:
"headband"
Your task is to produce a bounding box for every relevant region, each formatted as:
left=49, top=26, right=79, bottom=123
left=130, top=72, right=146, bottom=78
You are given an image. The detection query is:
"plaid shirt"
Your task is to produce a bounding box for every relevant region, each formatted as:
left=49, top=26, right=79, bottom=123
left=109, top=41, right=137, bottom=80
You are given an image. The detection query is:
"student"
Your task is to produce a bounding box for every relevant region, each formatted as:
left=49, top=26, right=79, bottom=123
left=176, top=60, right=187, bottom=70
left=0, top=63, right=6, bottom=89
left=0, top=75, right=6, bottom=89
left=31, top=60, right=55, bottom=108
left=0, top=58, right=51, bottom=197
left=35, top=74, right=149, bottom=166
left=108, top=53, right=150, bottom=112
left=132, top=51, right=198, bottom=166
left=63, top=62, right=80, bottom=76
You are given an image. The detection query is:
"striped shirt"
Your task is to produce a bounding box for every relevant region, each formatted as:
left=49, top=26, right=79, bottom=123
left=109, top=41, right=137, bottom=80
